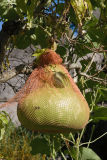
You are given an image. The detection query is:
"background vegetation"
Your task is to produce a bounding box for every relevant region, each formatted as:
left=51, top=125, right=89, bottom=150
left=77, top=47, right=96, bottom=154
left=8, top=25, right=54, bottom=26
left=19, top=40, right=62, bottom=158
left=0, top=0, right=107, bottom=160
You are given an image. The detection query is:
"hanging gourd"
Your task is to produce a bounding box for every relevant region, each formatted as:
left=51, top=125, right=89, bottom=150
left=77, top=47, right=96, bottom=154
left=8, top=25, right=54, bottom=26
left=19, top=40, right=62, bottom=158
left=16, top=49, right=90, bottom=132
left=0, top=49, right=90, bottom=133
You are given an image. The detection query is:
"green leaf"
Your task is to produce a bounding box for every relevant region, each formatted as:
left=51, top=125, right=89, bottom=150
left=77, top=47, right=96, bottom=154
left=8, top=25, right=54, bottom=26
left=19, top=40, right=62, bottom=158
left=32, top=49, right=46, bottom=57
left=70, top=147, right=77, bottom=159
left=16, top=0, right=27, bottom=15
left=34, top=27, right=49, bottom=48
left=85, top=92, right=93, bottom=106
left=0, top=112, right=9, bottom=125
left=71, top=0, right=92, bottom=24
left=32, top=48, right=46, bottom=62
left=0, top=111, right=9, bottom=140
left=84, top=14, right=107, bottom=49
left=73, top=41, right=92, bottom=57
left=90, top=0, right=106, bottom=8
left=14, top=33, right=31, bottom=49
left=0, top=0, right=19, bottom=20
left=30, top=137, right=50, bottom=155
left=13, top=24, right=49, bottom=49
left=56, top=3, right=64, bottom=16
left=49, top=134, right=62, bottom=153
left=80, top=147, right=101, bottom=160
left=91, top=106, right=107, bottom=122
left=56, top=46, right=66, bottom=57
left=0, top=128, right=5, bottom=140
left=53, top=136, right=61, bottom=152
left=13, top=29, right=35, bottom=49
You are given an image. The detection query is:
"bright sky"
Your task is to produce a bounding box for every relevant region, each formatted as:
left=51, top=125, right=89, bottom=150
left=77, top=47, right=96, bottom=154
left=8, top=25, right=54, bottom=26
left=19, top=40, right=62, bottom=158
left=0, top=21, right=77, bottom=38
left=0, top=21, right=3, bottom=31
left=0, top=0, right=77, bottom=37
left=0, top=0, right=64, bottom=31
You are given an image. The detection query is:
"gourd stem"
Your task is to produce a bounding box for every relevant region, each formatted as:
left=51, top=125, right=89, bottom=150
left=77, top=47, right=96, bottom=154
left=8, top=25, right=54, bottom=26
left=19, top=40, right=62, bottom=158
left=75, top=137, right=80, bottom=160
left=60, top=151, right=67, bottom=160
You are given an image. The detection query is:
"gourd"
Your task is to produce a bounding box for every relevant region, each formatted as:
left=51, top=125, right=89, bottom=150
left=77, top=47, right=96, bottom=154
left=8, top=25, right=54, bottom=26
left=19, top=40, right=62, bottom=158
left=17, top=49, right=90, bottom=133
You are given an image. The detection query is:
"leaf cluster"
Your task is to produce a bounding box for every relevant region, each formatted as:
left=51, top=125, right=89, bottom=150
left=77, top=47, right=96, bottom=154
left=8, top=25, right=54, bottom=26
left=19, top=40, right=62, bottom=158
left=0, top=0, right=107, bottom=159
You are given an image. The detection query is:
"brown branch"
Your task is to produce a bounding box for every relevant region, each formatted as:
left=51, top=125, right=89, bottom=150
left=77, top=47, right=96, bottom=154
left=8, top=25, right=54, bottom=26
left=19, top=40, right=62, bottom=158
left=0, top=64, right=33, bottom=83
left=80, top=72, right=107, bottom=85
left=91, top=64, right=107, bottom=77
left=0, top=30, right=9, bottom=68
left=0, top=20, right=24, bottom=71
left=56, top=1, right=71, bottom=27
left=0, top=68, right=17, bottom=83
left=65, top=33, right=107, bottom=53
left=84, top=53, right=96, bottom=73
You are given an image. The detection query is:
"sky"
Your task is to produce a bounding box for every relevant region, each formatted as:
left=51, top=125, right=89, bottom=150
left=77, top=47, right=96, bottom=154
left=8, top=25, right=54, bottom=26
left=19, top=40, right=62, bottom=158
left=0, top=21, right=3, bottom=31
left=0, top=21, right=77, bottom=38
left=0, top=0, right=77, bottom=37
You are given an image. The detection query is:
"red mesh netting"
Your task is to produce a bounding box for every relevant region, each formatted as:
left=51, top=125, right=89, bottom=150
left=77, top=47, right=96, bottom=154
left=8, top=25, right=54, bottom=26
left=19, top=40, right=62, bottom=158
left=0, top=49, right=63, bottom=107
left=39, top=49, right=62, bottom=66
left=0, top=49, right=86, bottom=108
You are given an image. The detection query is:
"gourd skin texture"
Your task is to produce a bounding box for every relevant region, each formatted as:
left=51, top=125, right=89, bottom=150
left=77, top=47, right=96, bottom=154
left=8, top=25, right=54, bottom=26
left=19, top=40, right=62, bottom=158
left=17, top=64, right=90, bottom=133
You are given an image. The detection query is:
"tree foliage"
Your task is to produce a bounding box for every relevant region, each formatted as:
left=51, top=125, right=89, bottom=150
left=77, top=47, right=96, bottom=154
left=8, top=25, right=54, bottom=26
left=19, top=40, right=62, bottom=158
left=0, top=0, right=107, bottom=159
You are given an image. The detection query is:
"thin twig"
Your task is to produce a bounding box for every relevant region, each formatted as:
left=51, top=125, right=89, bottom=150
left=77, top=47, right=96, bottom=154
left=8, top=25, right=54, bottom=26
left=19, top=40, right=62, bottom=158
left=60, top=134, right=74, bottom=144
left=38, top=25, right=52, bottom=37
left=56, top=1, right=71, bottom=26
left=65, top=33, right=107, bottom=53
left=0, top=64, right=33, bottom=83
left=52, top=0, right=57, bottom=7
left=80, top=72, right=107, bottom=85
left=69, top=132, right=75, bottom=143
left=60, top=151, right=67, bottom=160
left=84, top=52, right=96, bottom=73
left=78, top=128, right=85, bottom=144
left=79, top=132, right=107, bottom=147
left=87, top=125, right=95, bottom=148
left=91, top=64, right=107, bottom=77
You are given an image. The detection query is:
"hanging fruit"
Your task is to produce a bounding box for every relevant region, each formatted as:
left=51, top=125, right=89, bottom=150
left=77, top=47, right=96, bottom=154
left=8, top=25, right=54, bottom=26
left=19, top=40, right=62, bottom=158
left=16, top=49, right=90, bottom=133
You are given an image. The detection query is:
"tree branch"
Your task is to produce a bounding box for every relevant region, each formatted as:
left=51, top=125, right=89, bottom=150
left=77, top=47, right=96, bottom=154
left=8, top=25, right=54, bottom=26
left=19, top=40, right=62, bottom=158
left=0, top=64, right=33, bottom=83
left=0, top=30, right=9, bottom=68
left=80, top=72, right=107, bottom=85
left=0, top=20, right=24, bottom=71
